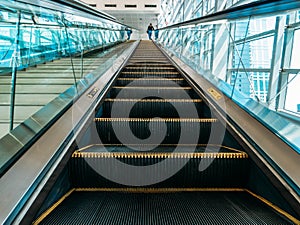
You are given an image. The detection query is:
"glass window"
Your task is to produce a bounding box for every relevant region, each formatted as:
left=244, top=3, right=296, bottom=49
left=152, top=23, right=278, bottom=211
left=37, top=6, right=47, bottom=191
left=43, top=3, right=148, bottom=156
left=249, top=17, right=276, bottom=35
left=291, top=29, right=300, bottom=68
left=249, top=37, right=273, bottom=68
left=284, top=74, right=300, bottom=113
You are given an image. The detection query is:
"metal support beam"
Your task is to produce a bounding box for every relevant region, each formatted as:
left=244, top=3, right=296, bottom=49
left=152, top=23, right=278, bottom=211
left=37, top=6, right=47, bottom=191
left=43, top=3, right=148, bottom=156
left=9, top=11, right=21, bottom=131
left=267, top=16, right=286, bottom=110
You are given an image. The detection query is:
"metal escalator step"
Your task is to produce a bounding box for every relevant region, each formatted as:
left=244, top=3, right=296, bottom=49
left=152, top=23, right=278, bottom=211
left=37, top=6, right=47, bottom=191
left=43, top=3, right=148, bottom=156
left=75, top=143, right=246, bottom=153
left=113, top=86, right=191, bottom=89
left=34, top=190, right=295, bottom=225
left=126, top=63, right=173, bottom=67
left=70, top=144, right=248, bottom=188
left=121, top=71, right=179, bottom=75
left=102, top=98, right=203, bottom=118
left=129, top=57, right=168, bottom=61
left=94, top=118, right=218, bottom=144
left=116, top=78, right=188, bottom=86
left=122, top=68, right=178, bottom=73
left=109, top=87, right=198, bottom=98
left=119, top=73, right=181, bottom=78
left=104, top=98, right=202, bottom=102
left=130, top=53, right=166, bottom=56
left=129, top=60, right=171, bottom=64
left=123, top=66, right=176, bottom=70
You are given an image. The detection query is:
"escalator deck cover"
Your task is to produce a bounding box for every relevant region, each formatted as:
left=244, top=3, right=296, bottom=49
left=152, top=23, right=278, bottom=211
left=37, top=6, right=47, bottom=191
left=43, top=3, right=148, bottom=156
left=37, top=191, right=293, bottom=225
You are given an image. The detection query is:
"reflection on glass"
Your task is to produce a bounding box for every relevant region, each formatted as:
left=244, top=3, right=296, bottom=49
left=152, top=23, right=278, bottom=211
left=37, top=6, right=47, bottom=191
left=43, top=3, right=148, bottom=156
left=248, top=37, right=273, bottom=69
left=285, top=74, right=300, bottom=112
left=0, top=0, right=127, bottom=139
left=157, top=3, right=300, bottom=151
left=291, top=29, right=300, bottom=68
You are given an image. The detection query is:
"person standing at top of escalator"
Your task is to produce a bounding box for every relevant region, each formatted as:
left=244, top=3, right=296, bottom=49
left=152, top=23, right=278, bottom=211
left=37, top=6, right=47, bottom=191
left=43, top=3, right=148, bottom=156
left=126, top=28, right=132, bottom=40
left=147, top=23, right=154, bottom=40
left=154, top=25, right=159, bottom=40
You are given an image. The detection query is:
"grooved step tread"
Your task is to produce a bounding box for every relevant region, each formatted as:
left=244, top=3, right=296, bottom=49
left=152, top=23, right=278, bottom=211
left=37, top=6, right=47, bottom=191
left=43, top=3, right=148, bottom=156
left=33, top=190, right=296, bottom=225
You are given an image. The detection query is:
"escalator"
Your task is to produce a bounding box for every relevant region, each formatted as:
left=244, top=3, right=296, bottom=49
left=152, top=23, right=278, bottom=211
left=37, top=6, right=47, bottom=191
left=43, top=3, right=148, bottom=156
left=31, top=41, right=299, bottom=224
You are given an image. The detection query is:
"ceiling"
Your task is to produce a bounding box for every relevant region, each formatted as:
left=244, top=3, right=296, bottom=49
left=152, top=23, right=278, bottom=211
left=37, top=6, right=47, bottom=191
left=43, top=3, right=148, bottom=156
left=104, top=10, right=159, bottom=33
left=79, top=0, right=160, bottom=38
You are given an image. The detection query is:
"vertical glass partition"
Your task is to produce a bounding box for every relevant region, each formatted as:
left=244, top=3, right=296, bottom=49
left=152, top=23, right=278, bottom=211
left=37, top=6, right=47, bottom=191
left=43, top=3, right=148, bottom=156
left=157, top=6, right=300, bottom=152
left=0, top=0, right=128, bottom=139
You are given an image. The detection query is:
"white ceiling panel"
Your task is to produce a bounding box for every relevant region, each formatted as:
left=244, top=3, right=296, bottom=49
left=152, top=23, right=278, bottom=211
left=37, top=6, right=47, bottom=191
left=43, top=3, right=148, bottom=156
left=80, top=0, right=160, bottom=34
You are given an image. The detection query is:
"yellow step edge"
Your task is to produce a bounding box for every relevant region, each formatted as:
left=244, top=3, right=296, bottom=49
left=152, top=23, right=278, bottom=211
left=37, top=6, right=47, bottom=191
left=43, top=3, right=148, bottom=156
left=127, top=64, right=173, bottom=66
left=94, top=118, right=217, bottom=122
left=32, top=188, right=75, bottom=225
left=246, top=190, right=300, bottom=225
left=113, top=86, right=191, bottom=90
left=104, top=98, right=202, bottom=103
left=122, top=71, right=179, bottom=74
left=124, top=67, right=175, bottom=69
left=77, top=144, right=246, bottom=154
left=117, top=78, right=184, bottom=80
left=72, top=152, right=248, bottom=159
left=74, top=144, right=248, bottom=158
left=75, top=187, right=245, bottom=193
